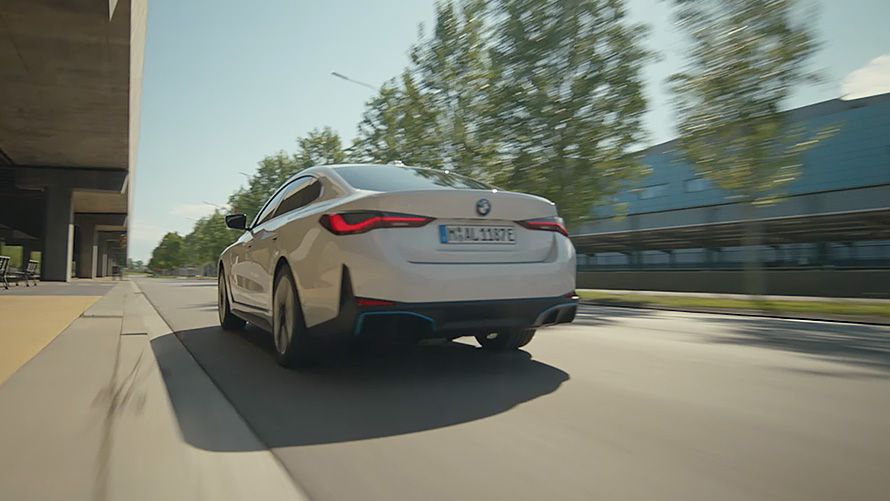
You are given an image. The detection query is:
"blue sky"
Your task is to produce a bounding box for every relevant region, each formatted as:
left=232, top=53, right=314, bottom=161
left=131, top=0, right=890, bottom=261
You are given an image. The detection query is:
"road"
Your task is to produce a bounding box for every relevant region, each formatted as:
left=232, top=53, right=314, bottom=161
left=135, top=277, right=890, bottom=501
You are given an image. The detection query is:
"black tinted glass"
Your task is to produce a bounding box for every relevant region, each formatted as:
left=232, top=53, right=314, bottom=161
left=275, top=178, right=322, bottom=217
left=335, top=166, right=492, bottom=192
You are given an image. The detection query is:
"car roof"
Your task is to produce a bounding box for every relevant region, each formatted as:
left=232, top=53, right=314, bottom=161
left=287, top=163, right=431, bottom=186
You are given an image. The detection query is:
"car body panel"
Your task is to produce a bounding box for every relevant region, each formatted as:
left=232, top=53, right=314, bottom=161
left=219, top=164, right=577, bottom=333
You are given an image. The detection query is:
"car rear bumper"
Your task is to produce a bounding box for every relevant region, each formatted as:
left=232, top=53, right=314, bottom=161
left=356, top=295, right=578, bottom=337
left=307, top=287, right=578, bottom=341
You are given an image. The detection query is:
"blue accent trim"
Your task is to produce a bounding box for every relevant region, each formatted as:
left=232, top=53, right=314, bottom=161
left=354, top=311, right=437, bottom=336
left=439, top=225, right=447, bottom=243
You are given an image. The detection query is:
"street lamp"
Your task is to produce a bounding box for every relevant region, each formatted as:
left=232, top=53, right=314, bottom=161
left=331, top=72, right=377, bottom=91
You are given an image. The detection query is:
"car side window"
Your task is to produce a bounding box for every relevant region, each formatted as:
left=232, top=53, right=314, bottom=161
left=252, top=188, right=287, bottom=228
left=273, top=177, right=322, bottom=218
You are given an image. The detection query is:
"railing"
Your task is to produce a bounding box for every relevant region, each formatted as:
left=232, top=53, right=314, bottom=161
left=577, top=241, right=890, bottom=271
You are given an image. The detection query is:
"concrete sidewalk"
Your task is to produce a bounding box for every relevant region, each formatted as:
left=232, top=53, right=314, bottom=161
left=0, top=280, right=306, bottom=501
left=0, top=280, right=115, bottom=385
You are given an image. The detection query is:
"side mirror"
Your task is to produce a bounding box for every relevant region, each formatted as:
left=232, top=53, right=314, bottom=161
left=225, top=214, right=248, bottom=230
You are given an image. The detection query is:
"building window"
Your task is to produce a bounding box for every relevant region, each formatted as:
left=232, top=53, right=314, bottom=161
left=684, top=177, right=709, bottom=193
left=639, top=184, right=668, bottom=200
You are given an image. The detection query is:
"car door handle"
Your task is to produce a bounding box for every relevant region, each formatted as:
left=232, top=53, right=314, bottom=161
left=271, top=236, right=278, bottom=241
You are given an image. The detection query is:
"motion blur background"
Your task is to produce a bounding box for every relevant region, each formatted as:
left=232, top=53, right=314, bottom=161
left=0, top=0, right=888, bottom=301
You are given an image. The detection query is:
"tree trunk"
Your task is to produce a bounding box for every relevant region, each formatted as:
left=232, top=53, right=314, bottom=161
left=742, top=201, right=765, bottom=298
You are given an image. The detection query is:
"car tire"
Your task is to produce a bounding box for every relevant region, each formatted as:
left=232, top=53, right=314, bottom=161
left=475, top=328, right=536, bottom=351
left=218, top=269, right=246, bottom=331
left=272, top=266, right=313, bottom=369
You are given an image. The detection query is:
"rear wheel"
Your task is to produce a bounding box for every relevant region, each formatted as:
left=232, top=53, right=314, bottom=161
left=272, top=267, right=313, bottom=369
left=218, top=269, right=246, bottom=330
left=475, top=328, right=536, bottom=351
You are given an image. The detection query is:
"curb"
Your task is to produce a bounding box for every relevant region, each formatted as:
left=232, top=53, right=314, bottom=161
left=579, top=299, right=890, bottom=327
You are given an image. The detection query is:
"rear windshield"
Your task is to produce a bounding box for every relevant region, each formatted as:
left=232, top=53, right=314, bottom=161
left=334, top=165, right=492, bottom=192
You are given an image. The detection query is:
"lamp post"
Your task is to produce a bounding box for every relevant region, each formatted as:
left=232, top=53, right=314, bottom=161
left=331, top=72, right=377, bottom=91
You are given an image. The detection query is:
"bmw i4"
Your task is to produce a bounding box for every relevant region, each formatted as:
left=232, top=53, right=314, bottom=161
left=218, top=164, right=578, bottom=367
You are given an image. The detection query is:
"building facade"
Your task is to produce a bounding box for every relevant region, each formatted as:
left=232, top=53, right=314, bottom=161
left=570, top=92, right=890, bottom=297
left=0, top=0, right=147, bottom=280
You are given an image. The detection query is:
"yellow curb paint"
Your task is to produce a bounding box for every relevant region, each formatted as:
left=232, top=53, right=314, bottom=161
left=0, top=296, right=102, bottom=386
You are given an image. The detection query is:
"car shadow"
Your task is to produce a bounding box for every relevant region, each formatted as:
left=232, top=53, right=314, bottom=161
left=699, top=316, right=890, bottom=373
left=149, top=325, right=569, bottom=452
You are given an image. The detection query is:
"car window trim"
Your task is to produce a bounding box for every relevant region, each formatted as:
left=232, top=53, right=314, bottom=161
left=251, top=178, right=298, bottom=229
left=251, top=192, right=282, bottom=229
left=268, top=175, right=323, bottom=222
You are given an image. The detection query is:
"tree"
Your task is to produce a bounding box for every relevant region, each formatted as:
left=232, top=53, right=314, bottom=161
left=485, top=0, right=653, bottom=225
left=228, top=151, right=300, bottom=224
left=353, top=1, right=493, bottom=175
left=408, top=0, right=494, bottom=177
left=352, top=76, right=441, bottom=166
left=148, top=232, right=185, bottom=271
left=668, top=0, right=833, bottom=295
left=296, top=126, right=347, bottom=168
left=229, top=128, right=347, bottom=223
left=189, top=211, right=240, bottom=265
left=352, top=0, right=653, bottom=227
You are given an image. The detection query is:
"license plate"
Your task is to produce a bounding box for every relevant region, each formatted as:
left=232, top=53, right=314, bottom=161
left=439, top=225, right=516, bottom=244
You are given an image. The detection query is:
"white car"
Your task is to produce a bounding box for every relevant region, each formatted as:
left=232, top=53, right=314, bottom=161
left=218, top=164, right=578, bottom=367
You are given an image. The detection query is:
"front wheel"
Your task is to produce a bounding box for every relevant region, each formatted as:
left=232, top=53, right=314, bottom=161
left=476, top=328, right=536, bottom=351
left=218, top=270, right=246, bottom=330
left=272, top=267, right=313, bottom=369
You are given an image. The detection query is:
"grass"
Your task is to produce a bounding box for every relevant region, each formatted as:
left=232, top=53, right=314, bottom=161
left=577, top=291, right=890, bottom=319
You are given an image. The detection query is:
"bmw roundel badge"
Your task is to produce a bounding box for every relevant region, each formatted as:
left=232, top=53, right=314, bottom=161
left=476, top=198, right=491, bottom=216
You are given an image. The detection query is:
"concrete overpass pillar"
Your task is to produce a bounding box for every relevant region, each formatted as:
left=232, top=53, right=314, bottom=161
left=76, top=221, right=98, bottom=278
left=16, top=167, right=128, bottom=282
left=42, top=185, right=74, bottom=281
left=20, top=243, right=32, bottom=264
left=98, top=239, right=108, bottom=277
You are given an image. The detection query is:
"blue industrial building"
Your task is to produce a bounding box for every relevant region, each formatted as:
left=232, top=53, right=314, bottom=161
left=571, top=92, right=890, bottom=297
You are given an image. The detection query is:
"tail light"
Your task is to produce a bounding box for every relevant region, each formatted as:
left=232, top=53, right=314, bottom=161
left=355, top=298, right=394, bottom=307
left=319, top=211, right=434, bottom=235
left=517, top=217, right=569, bottom=237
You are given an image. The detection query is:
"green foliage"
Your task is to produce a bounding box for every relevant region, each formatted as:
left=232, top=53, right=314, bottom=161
left=577, top=291, right=890, bottom=319
left=667, top=0, right=834, bottom=296
left=352, top=0, right=653, bottom=226
left=296, top=126, right=348, bottom=168
left=485, top=0, right=653, bottom=224
left=0, top=244, right=22, bottom=269
left=668, top=0, right=833, bottom=204
left=148, top=232, right=185, bottom=271
left=229, top=127, right=348, bottom=225
left=164, top=127, right=351, bottom=268
left=158, top=0, right=657, bottom=256
left=228, top=151, right=301, bottom=225
left=183, top=211, right=240, bottom=266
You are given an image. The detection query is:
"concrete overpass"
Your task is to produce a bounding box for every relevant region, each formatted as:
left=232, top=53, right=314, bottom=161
left=0, top=0, right=147, bottom=280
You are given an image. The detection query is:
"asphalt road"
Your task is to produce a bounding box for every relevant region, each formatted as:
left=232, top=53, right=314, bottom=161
left=135, top=277, right=890, bottom=501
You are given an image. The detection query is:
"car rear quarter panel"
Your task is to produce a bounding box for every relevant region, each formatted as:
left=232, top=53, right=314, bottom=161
left=274, top=211, right=344, bottom=328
